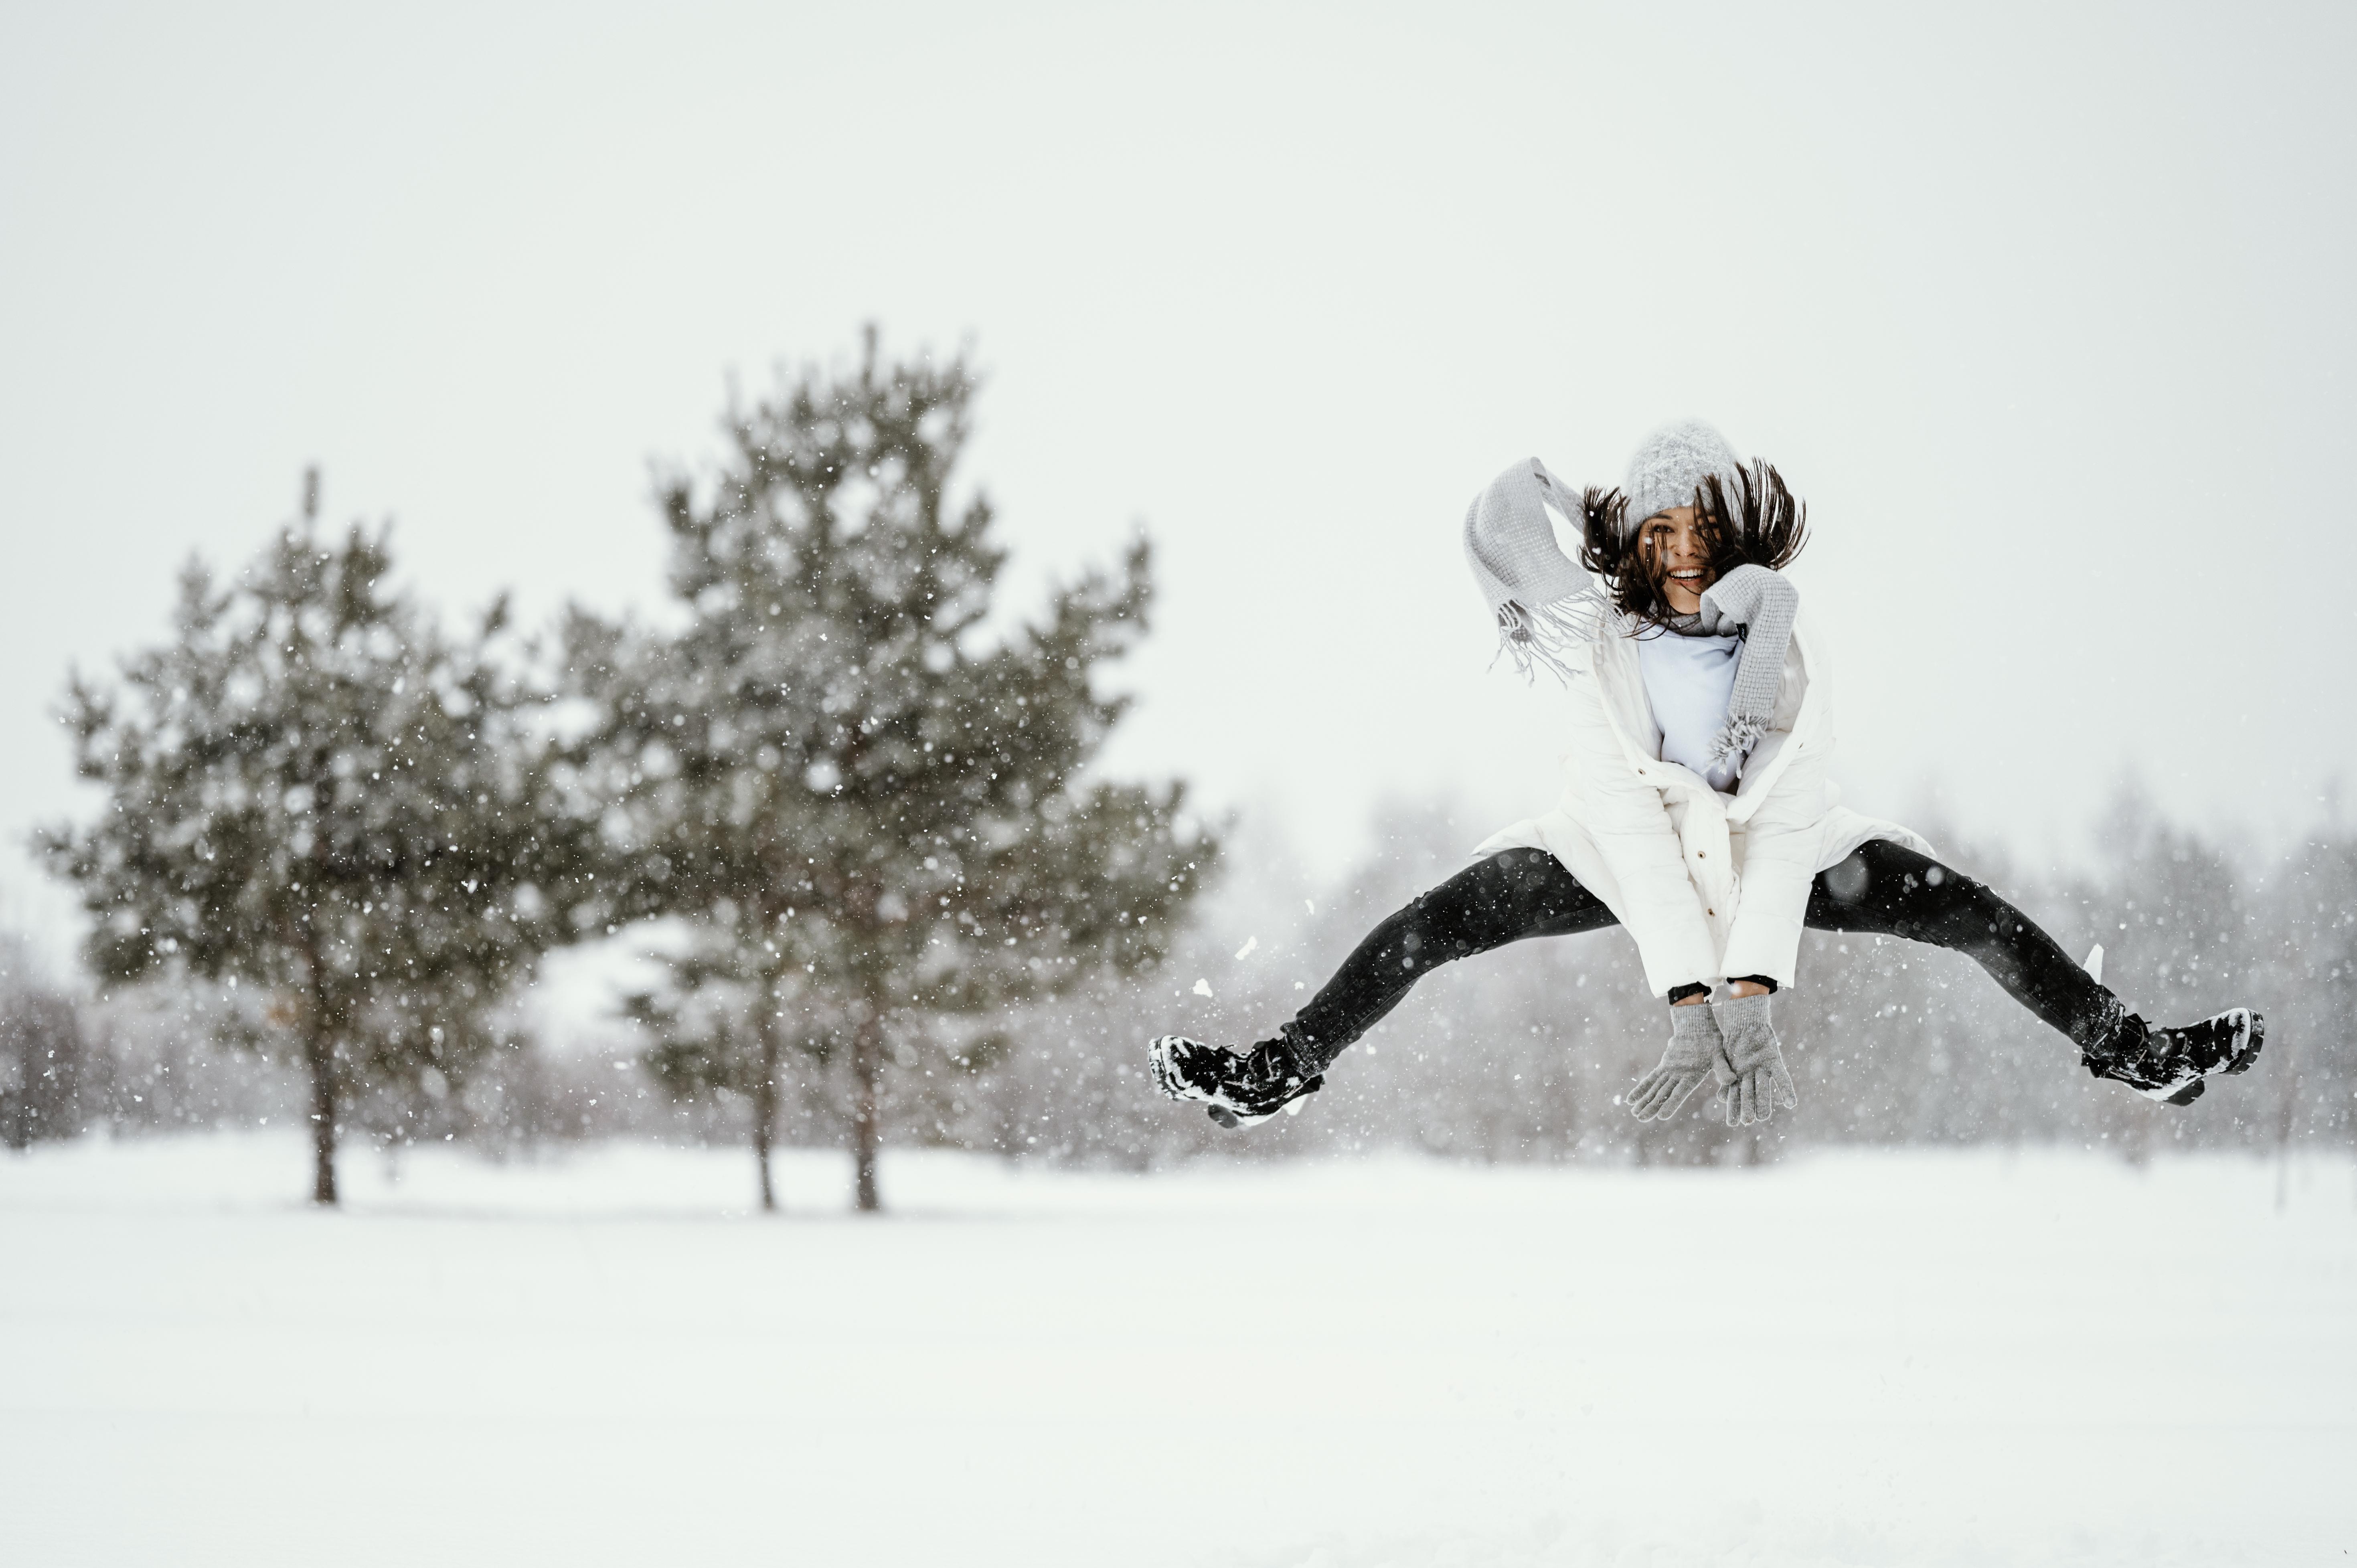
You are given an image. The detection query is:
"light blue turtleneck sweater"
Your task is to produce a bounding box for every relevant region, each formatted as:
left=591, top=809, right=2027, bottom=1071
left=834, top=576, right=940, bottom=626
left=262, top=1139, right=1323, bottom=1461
left=1636, top=626, right=1742, bottom=793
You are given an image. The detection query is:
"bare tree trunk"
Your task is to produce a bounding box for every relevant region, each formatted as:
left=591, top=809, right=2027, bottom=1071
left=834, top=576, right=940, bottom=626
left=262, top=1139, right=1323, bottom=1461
left=753, top=1089, right=776, bottom=1213
left=851, top=1010, right=883, bottom=1213
left=753, top=975, right=782, bottom=1213
left=292, top=935, right=339, bottom=1206
left=304, top=1020, right=338, bottom=1206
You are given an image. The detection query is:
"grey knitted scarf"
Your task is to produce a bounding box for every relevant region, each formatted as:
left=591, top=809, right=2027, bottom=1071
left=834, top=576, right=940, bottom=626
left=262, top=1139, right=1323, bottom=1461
left=1461, top=457, right=1606, bottom=682
left=1676, top=563, right=1798, bottom=764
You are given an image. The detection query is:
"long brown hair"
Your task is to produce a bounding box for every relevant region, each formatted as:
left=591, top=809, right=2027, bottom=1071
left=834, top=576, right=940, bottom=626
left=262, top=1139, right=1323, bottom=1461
left=1575, top=460, right=1808, bottom=629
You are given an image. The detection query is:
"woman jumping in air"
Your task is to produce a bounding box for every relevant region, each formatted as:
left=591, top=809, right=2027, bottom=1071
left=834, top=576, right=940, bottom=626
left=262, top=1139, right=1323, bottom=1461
left=1151, top=421, right=2263, bottom=1129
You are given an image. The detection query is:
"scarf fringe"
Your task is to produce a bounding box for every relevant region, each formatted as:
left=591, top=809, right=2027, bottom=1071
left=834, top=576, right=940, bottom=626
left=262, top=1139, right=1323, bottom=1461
left=1709, top=711, right=1769, bottom=764
left=1491, top=591, right=1607, bottom=684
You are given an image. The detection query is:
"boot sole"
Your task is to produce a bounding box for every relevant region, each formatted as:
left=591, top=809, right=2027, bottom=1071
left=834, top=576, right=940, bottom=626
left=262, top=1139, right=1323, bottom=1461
left=1148, top=1035, right=1210, bottom=1104
left=2222, top=1009, right=2265, bottom=1074
left=2142, top=1010, right=2265, bottom=1105
left=1207, top=1083, right=1321, bottom=1130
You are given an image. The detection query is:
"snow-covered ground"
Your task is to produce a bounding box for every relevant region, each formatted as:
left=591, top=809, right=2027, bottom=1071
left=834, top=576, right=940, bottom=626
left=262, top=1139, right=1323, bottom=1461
left=4, top=1135, right=2351, bottom=1566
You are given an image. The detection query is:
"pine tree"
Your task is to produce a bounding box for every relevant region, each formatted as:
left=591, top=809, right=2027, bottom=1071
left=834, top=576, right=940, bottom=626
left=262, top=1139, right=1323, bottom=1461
left=570, top=331, right=1215, bottom=1210
left=40, top=476, right=601, bottom=1203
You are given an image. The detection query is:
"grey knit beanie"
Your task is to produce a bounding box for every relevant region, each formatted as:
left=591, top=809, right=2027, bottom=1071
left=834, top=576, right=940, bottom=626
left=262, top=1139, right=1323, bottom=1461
left=1623, top=419, right=1746, bottom=534
left=1462, top=456, right=1603, bottom=680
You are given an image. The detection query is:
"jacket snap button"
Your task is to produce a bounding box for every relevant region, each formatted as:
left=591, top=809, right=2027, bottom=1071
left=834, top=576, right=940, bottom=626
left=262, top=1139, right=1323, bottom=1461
left=1696, top=850, right=1706, bottom=858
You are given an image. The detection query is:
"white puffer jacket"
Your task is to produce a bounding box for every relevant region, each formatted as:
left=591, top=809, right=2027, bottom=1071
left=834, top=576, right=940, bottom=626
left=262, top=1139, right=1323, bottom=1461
left=1474, top=608, right=1928, bottom=996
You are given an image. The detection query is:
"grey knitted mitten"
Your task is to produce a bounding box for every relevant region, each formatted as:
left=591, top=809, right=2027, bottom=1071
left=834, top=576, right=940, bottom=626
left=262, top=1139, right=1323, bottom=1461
left=1713, top=990, right=1798, bottom=1126
left=1630, top=1001, right=1737, bottom=1121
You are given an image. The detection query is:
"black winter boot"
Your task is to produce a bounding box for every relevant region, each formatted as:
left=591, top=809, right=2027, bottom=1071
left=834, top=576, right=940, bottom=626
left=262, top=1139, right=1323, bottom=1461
left=1149, top=1026, right=1325, bottom=1129
left=2080, top=1005, right=2264, bottom=1105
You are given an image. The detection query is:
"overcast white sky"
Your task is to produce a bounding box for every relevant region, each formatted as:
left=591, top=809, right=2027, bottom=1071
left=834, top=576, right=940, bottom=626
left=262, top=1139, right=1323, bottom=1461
left=5, top=2, right=2354, bottom=968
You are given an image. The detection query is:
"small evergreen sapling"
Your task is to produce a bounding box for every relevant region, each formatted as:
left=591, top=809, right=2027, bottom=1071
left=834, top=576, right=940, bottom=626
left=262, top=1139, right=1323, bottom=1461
left=41, top=478, right=603, bottom=1202
left=571, top=331, right=1217, bottom=1210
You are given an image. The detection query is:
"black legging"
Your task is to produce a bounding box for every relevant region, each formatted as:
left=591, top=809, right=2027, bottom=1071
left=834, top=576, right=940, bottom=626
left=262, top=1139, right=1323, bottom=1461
left=1288, top=840, right=2112, bottom=1060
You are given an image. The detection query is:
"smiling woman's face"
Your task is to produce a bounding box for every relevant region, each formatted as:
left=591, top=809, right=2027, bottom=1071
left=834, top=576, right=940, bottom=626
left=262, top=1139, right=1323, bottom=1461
left=1638, top=506, right=1717, bottom=615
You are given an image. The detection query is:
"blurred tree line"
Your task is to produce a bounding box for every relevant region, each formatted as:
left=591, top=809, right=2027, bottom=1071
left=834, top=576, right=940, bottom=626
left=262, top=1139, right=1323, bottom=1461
left=1020, top=789, right=2356, bottom=1173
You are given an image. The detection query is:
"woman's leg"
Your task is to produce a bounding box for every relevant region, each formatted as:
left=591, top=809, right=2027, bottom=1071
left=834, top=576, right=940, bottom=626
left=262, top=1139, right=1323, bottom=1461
left=1802, top=839, right=2113, bottom=1045
left=1287, top=848, right=1620, bottom=1066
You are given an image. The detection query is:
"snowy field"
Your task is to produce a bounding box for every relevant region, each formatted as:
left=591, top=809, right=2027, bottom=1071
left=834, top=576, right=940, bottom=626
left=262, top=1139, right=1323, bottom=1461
left=4, top=1136, right=2353, bottom=1567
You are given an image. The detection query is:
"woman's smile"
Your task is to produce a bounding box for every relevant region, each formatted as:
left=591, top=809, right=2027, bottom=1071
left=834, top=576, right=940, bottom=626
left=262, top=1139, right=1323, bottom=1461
left=1642, top=505, right=1718, bottom=614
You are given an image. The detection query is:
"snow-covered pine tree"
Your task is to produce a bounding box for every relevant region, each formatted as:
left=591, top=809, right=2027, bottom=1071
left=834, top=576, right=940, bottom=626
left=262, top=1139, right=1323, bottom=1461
left=40, top=475, right=602, bottom=1203
left=569, top=330, right=1216, bottom=1211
